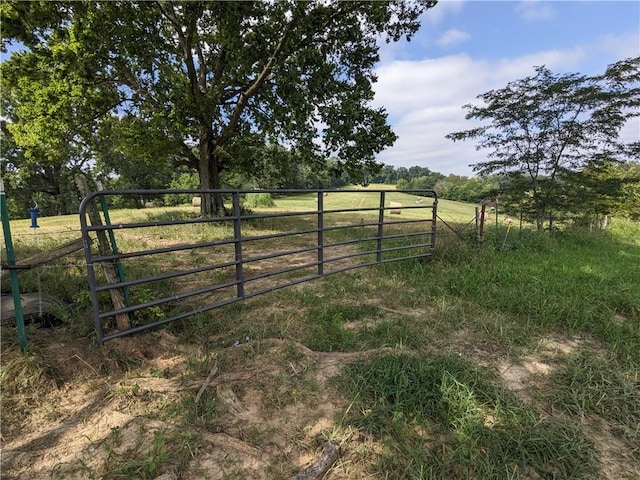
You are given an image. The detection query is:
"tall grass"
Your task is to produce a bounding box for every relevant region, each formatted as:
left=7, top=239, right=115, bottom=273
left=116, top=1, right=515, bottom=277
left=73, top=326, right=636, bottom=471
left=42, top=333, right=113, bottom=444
left=2, top=200, right=639, bottom=479
left=402, top=226, right=640, bottom=363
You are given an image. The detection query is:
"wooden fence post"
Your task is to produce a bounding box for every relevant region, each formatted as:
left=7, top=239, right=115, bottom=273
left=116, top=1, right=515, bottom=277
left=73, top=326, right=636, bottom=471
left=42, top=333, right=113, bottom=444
left=76, top=175, right=131, bottom=331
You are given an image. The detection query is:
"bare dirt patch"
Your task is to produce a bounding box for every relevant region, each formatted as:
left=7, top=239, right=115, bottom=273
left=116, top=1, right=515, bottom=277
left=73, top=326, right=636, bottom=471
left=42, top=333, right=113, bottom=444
left=493, top=333, right=604, bottom=402
left=1, top=327, right=392, bottom=479
left=497, top=358, right=551, bottom=398
left=584, top=417, right=640, bottom=480
left=1, top=313, right=634, bottom=480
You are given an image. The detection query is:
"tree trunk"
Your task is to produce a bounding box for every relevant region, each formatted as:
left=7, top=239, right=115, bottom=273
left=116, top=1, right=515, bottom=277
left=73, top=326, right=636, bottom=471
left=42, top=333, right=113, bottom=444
left=535, top=198, right=546, bottom=231
left=535, top=211, right=544, bottom=231
left=198, top=128, right=226, bottom=216
left=531, top=184, right=544, bottom=231
left=57, top=197, right=68, bottom=216
left=75, top=175, right=131, bottom=331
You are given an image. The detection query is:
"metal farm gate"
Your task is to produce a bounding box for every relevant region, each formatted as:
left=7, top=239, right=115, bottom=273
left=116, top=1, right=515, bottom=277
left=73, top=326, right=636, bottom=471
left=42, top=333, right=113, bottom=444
left=79, top=189, right=437, bottom=343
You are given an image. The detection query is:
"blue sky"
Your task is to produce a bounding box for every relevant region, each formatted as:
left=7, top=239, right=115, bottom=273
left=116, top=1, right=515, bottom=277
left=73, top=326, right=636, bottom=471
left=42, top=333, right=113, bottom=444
left=372, top=0, right=640, bottom=176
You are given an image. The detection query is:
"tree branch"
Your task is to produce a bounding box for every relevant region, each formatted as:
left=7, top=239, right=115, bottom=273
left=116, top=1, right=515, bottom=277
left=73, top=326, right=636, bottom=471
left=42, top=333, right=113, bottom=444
left=219, top=14, right=297, bottom=145
left=157, top=1, right=203, bottom=119
left=178, top=141, right=199, bottom=168
left=289, top=442, right=340, bottom=480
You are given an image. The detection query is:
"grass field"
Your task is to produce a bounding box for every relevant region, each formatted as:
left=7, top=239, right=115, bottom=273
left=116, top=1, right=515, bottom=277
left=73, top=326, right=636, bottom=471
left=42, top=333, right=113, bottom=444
left=3, top=184, right=475, bottom=236
left=1, top=192, right=639, bottom=479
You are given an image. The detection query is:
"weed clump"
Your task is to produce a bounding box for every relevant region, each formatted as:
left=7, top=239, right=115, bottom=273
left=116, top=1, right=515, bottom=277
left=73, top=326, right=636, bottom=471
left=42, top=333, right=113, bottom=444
left=543, top=352, right=640, bottom=455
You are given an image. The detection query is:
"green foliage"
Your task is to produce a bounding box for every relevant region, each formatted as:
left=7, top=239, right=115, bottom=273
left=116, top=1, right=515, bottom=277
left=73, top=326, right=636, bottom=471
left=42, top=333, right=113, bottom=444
left=0, top=121, right=80, bottom=217
left=164, top=169, right=200, bottom=206
left=92, top=115, right=178, bottom=198
left=438, top=175, right=499, bottom=203
left=395, top=178, right=409, bottom=190
left=373, top=165, right=499, bottom=204
left=447, top=58, right=640, bottom=230
left=1, top=15, right=120, bottom=215
left=243, top=192, right=276, bottom=209
left=389, top=166, right=445, bottom=195
left=567, top=160, right=640, bottom=222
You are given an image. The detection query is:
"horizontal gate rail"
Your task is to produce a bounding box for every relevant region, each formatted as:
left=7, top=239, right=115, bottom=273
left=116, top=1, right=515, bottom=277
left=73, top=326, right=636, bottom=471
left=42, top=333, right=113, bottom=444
left=94, top=259, right=239, bottom=292
left=99, top=279, right=240, bottom=320
left=79, top=188, right=437, bottom=343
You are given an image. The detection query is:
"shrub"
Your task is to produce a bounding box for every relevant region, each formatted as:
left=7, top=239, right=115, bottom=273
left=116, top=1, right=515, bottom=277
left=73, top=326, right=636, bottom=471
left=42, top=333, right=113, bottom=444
left=243, top=192, right=275, bottom=208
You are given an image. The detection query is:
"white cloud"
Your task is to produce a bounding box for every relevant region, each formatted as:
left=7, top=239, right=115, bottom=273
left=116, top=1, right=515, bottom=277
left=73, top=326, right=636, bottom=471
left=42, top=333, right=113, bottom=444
left=373, top=55, right=485, bottom=117
left=424, top=1, right=465, bottom=26
left=492, top=47, right=587, bottom=82
left=515, top=1, right=554, bottom=22
left=373, top=55, right=491, bottom=175
left=372, top=38, right=631, bottom=176
left=377, top=2, right=466, bottom=63
left=595, top=31, right=640, bottom=61
left=437, top=29, right=470, bottom=47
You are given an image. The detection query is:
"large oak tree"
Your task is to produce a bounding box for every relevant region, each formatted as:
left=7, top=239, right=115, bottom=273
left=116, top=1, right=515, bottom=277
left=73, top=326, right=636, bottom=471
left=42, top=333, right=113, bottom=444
left=2, top=0, right=437, bottom=215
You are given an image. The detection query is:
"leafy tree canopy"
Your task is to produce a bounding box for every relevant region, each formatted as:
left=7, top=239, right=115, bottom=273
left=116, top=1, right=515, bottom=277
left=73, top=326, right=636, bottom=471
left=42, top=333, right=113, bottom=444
left=2, top=0, right=438, bottom=215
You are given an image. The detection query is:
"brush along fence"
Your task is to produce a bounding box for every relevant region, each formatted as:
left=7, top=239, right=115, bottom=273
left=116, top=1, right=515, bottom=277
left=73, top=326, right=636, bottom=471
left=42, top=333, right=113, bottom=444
left=79, top=189, right=437, bottom=344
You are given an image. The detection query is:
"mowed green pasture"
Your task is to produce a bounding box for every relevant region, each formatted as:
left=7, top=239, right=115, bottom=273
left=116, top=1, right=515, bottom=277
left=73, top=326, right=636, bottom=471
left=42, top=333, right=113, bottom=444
left=267, top=184, right=475, bottom=223
left=3, top=185, right=474, bottom=242
left=1, top=189, right=639, bottom=479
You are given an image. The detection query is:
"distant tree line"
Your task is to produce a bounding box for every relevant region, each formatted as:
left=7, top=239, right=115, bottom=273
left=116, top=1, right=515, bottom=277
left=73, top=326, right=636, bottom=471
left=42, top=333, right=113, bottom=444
left=369, top=165, right=498, bottom=204
left=385, top=162, right=640, bottom=226
left=3, top=113, right=638, bottom=226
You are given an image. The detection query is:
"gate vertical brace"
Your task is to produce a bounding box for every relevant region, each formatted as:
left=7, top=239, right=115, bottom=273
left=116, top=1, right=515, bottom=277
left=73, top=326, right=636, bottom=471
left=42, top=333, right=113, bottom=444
left=232, top=192, right=245, bottom=298
left=377, top=191, right=385, bottom=262
left=0, top=180, right=27, bottom=351
left=317, top=192, right=324, bottom=276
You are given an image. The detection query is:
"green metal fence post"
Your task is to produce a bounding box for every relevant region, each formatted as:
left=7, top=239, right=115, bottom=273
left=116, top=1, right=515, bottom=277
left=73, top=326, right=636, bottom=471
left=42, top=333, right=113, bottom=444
left=0, top=180, right=28, bottom=351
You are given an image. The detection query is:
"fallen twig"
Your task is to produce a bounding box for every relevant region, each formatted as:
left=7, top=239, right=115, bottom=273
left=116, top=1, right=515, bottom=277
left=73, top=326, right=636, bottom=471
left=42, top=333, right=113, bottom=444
left=289, top=441, right=340, bottom=480
left=195, top=362, right=218, bottom=404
